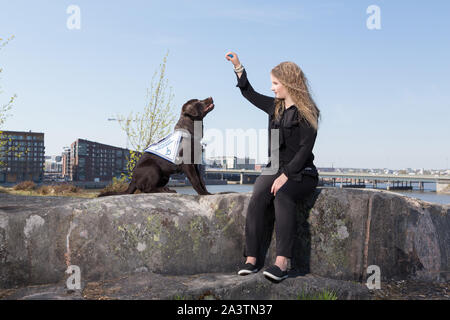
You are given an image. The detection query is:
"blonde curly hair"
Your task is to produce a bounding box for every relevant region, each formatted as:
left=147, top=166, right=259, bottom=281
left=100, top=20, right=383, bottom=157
left=271, top=61, right=321, bottom=131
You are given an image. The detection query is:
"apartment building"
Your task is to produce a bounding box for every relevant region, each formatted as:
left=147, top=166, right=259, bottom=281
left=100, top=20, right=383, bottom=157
left=63, top=138, right=134, bottom=182
left=206, top=156, right=255, bottom=170
left=0, top=130, right=45, bottom=183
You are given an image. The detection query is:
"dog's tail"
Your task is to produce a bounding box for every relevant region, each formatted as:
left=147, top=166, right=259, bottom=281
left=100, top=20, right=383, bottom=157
left=97, top=190, right=126, bottom=197
left=97, top=182, right=138, bottom=197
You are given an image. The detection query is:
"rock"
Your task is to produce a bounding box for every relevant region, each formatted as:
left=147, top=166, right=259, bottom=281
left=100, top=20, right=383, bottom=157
left=436, top=183, right=450, bottom=194
left=366, top=192, right=450, bottom=282
left=0, top=188, right=449, bottom=290
left=0, top=271, right=370, bottom=300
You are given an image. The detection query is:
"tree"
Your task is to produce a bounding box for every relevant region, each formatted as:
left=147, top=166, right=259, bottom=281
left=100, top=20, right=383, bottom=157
left=0, top=35, right=18, bottom=168
left=114, top=50, right=177, bottom=180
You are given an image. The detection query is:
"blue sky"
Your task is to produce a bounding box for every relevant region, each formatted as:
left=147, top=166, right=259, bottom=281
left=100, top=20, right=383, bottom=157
left=1, top=0, right=449, bottom=170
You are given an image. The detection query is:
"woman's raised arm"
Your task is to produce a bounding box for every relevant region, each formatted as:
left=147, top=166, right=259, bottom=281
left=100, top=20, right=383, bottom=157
left=235, top=69, right=275, bottom=116
left=226, top=51, right=275, bottom=115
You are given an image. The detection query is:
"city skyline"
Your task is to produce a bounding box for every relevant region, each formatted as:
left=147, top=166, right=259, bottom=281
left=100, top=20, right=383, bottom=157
left=1, top=1, right=449, bottom=170
left=4, top=128, right=450, bottom=171
left=42, top=132, right=448, bottom=172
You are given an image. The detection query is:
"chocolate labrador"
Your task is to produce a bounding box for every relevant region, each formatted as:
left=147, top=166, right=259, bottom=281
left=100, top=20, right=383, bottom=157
left=98, top=97, right=214, bottom=197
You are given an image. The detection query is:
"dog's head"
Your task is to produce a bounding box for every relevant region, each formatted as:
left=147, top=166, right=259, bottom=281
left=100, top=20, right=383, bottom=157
left=181, top=97, right=214, bottom=120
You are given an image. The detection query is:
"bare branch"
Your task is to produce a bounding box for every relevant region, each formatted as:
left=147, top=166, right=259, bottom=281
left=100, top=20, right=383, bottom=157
left=115, top=50, right=176, bottom=179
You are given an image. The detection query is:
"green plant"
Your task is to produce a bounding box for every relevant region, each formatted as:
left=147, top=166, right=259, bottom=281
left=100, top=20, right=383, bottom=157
left=297, top=288, right=338, bottom=300
left=0, top=35, right=20, bottom=168
left=98, top=175, right=130, bottom=194
left=114, top=50, right=176, bottom=180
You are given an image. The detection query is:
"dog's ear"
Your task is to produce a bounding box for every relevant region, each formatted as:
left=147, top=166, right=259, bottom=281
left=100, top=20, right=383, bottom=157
left=182, top=100, right=202, bottom=118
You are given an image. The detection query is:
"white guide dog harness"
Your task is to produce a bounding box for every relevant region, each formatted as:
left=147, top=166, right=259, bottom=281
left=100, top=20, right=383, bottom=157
left=144, top=129, right=194, bottom=164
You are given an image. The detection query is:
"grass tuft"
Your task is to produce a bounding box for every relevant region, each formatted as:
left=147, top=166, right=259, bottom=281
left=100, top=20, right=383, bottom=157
left=297, top=288, right=338, bottom=300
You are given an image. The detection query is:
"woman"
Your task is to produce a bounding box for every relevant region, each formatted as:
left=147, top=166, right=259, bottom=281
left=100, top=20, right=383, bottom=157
left=225, top=51, right=321, bottom=281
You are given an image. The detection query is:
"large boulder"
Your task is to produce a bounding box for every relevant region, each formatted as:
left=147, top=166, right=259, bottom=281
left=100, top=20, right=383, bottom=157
left=0, top=188, right=448, bottom=289
left=0, top=271, right=370, bottom=300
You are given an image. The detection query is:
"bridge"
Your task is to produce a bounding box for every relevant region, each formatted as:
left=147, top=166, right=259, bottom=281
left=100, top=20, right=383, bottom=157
left=204, top=168, right=261, bottom=184
left=204, top=168, right=450, bottom=193
left=316, top=172, right=450, bottom=192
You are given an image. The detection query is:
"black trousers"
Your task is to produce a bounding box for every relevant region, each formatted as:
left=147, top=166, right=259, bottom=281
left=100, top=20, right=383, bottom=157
left=244, top=170, right=318, bottom=260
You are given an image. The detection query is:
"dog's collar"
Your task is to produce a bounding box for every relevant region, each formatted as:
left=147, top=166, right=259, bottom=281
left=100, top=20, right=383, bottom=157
left=183, top=114, right=202, bottom=121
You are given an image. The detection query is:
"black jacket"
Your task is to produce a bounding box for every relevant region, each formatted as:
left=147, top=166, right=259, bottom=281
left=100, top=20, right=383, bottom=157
left=235, top=68, right=318, bottom=182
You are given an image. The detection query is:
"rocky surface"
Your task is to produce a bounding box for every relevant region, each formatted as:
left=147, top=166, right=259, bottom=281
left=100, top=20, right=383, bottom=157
left=0, top=270, right=370, bottom=300
left=2, top=271, right=449, bottom=300
left=0, top=188, right=449, bottom=300
left=441, top=184, right=450, bottom=194
left=370, top=277, right=450, bottom=300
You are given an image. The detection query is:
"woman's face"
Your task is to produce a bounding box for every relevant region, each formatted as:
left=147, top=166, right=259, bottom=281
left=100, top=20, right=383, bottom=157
left=270, top=74, right=288, bottom=99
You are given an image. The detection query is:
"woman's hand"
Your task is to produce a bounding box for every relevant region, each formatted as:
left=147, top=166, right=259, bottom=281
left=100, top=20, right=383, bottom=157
left=271, top=173, right=288, bottom=196
left=225, top=51, right=241, bottom=68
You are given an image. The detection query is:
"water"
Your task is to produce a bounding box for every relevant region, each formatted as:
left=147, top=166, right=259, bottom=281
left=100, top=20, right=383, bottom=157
left=173, top=184, right=254, bottom=195
left=172, top=183, right=450, bottom=205
left=390, top=190, right=450, bottom=205
left=350, top=182, right=450, bottom=205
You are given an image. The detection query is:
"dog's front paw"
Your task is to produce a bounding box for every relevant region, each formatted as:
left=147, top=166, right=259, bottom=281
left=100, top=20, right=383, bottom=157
left=163, top=187, right=177, bottom=193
